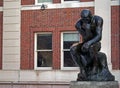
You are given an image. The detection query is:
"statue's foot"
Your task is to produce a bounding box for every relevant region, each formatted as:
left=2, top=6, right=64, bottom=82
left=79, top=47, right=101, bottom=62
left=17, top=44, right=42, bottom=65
left=88, top=68, right=115, bottom=81
left=77, top=73, right=87, bottom=81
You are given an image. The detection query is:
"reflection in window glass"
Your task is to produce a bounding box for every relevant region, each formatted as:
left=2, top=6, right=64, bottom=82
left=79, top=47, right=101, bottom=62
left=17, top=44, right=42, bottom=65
left=37, top=34, right=52, bottom=50
left=64, top=51, right=76, bottom=67
left=63, top=33, right=79, bottom=49
left=36, top=33, right=52, bottom=67
left=37, top=51, right=52, bottom=67
left=63, top=32, right=79, bottom=67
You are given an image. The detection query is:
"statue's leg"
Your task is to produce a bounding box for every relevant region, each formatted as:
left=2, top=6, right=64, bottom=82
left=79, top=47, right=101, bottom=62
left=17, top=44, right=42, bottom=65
left=96, top=52, right=115, bottom=81
left=88, top=48, right=98, bottom=75
left=97, top=52, right=108, bottom=69
left=70, top=44, right=87, bottom=81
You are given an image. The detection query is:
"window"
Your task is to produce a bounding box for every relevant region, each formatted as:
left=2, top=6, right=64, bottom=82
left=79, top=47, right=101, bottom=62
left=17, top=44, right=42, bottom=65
left=61, top=32, right=79, bottom=70
left=35, top=33, right=52, bottom=70
left=35, top=0, right=52, bottom=4
left=61, top=0, right=79, bottom=3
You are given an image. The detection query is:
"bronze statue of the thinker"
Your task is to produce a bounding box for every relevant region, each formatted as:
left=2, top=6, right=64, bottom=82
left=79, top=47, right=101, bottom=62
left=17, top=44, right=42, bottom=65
left=70, top=9, right=115, bottom=81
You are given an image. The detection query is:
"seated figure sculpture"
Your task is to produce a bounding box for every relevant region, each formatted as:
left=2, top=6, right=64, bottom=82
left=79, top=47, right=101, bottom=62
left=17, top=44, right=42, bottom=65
left=70, top=9, right=115, bottom=81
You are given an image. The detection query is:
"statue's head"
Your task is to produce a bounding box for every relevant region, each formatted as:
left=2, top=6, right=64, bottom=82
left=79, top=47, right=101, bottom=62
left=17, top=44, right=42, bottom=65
left=80, top=9, right=92, bottom=23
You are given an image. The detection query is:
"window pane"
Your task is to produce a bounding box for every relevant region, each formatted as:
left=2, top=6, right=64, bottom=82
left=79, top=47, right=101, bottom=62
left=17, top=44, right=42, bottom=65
left=37, top=34, right=52, bottom=50
left=37, top=51, right=52, bottom=67
left=63, top=33, right=79, bottom=41
left=64, top=41, right=77, bottom=49
left=63, top=33, right=79, bottom=49
left=38, top=0, right=52, bottom=3
left=64, top=51, right=77, bottom=67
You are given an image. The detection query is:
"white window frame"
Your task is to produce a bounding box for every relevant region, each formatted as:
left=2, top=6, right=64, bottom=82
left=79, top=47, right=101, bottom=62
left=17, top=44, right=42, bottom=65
left=34, top=32, right=52, bottom=70
left=35, top=0, right=79, bottom=5
left=35, top=0, right=53, bottom=5
left=61, top=0, right=79, bottom=3
left=61, top=31, right=79, bottom=70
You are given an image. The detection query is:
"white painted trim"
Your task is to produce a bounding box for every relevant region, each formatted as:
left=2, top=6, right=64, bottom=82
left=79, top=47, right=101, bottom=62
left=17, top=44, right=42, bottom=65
left=61, top=0, right=80, bottom=3
left=112, top=70, right=120, bottom=81
left=34, top=33, right=37, bottom=70
left=111, top=0, right=120, bottom=6
left=61, top=32, right=64, bottom=70
left=0, top=7, right=3, bottom=11
left=61, top=31, right=79, bottom=70
left=34, top=32, right=53, bottom=70
left=35, top=0, right=37, bottom=5
left=21, top=2, right=94, bottom=10
left=95, top=0, right=112, bottom=70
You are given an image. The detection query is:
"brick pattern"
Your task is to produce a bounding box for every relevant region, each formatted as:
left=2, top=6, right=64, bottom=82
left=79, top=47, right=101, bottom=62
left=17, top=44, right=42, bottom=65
left=53, top=0, right=61, bottom=3
left=21, top=0, right=35, bottom=5
left=0, top=12, right=3, bottom=69
left=80, top=0, right=94, bottom=2
left=21, top=7, right=94, bottom=69
left=111, top=6, right=120, bottom=70
left=0, top=0, right=3, bottom=6
left=21, top=0, right=61, bottom=5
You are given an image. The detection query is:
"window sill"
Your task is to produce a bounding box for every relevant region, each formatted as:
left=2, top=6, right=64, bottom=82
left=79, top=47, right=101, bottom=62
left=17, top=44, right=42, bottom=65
left=61, top=67, right=79, bottom=70
left=34, top=67, right=52, bottom=70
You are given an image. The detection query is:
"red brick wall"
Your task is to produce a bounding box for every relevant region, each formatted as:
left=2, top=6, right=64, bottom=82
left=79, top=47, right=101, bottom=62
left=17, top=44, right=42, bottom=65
left=21, top=0, right=61, bottom=5
left=80, top=0, right=94, bottom=2
left=0, top=12, right=3, bottom=69
left=21, top=7, right=94, bottom=69
left=53, top=0, right=61, bottom=3
left=21, top=0, right=93, bottom=5
left=0, top=0, right=3, bottom=6
left=111, top=6, right=120, bottom=70
left=21, top=0, right=35, bottom=5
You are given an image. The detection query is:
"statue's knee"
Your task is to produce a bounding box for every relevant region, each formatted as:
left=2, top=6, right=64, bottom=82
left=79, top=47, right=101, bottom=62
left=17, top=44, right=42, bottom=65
left=97, top=52, right=107, bottom=62
left=99, top=52, right=106, bottom=58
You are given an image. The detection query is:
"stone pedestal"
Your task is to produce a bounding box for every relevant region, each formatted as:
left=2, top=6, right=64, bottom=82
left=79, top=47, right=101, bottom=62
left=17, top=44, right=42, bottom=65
left=70, top=81, right=119, bottom=88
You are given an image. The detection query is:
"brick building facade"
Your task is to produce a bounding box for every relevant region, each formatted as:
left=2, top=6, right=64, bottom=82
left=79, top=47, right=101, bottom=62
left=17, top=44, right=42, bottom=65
left=0, top=0, right=120, bottom=88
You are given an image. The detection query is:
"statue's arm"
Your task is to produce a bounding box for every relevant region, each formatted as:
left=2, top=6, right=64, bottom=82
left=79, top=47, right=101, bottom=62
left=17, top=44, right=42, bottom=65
left=81, top=18, right=103, bottom=52
left=87, top=17, right=103, bottom=46
left=75, top=20, right=84, bottom=35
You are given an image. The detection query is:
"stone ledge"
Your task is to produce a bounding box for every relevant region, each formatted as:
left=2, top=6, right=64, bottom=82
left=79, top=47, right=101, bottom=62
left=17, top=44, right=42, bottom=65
left=0, top=81, right=70, bottom=85
left=70, top=81, right=119, bottom=88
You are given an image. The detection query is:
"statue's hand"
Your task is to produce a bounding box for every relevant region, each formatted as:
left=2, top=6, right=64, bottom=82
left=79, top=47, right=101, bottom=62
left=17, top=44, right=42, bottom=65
left=81, top=43, right=90, bottom=53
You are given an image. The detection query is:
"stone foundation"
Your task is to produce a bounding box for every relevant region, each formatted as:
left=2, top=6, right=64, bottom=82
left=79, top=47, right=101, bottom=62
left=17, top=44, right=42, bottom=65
left=70, top=81, right=119, bottom=88
left=0, top=82, right=69, bottom=88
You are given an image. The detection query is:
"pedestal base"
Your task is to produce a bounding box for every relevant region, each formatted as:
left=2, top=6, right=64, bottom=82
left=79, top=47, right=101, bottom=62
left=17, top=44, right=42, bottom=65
left=70, top=81, right=119, bottom=88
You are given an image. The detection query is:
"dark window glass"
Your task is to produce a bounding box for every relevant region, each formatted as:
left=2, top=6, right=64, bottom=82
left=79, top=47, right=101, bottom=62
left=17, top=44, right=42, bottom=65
left=64, top=41, right=78, bottom=49
left=64, top=51, right=77, bottom=67
left=37, top=34, right=52, bottom=50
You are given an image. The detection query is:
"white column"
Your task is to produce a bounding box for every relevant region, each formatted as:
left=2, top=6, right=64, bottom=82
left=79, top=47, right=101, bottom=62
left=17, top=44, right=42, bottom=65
left=3, top=0, right=21, bottom=70
left=95, top=0, right=112, bottom=69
